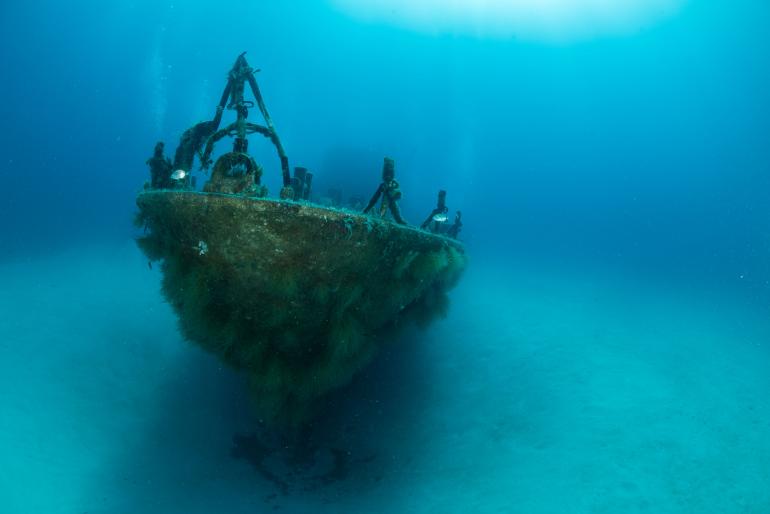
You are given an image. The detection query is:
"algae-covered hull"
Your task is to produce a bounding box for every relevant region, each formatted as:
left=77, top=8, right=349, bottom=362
left=136, top=191, right=466, bottom=425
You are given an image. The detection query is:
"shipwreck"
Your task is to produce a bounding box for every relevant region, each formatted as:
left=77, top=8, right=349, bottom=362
left=135, top=53, right=467, bottom=426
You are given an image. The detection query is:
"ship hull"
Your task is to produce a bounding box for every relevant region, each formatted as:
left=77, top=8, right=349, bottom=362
left=136, top=191, right=467, bottom=425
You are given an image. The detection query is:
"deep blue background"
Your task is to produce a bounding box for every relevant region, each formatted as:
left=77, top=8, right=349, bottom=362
left=1, top=0, right=768, bottom=299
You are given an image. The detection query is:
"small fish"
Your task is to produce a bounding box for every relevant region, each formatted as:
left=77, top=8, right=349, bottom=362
left=197, top=240, right=209, bottom=256
left=148, top=261, right=153, bottom=270
left=432, top=213, right=448, bottom=223
left=171, top=169, right=187, bottom=180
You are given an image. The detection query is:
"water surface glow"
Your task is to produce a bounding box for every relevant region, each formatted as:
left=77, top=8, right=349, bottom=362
left=331, top=0, right=686, bottom=40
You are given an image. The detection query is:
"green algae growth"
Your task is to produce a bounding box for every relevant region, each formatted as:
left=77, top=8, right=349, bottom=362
left=135, top=191, right=467, bottom=426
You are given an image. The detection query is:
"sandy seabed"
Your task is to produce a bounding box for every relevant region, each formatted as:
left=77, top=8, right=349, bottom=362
left=1, top=242, right=768, bottom=513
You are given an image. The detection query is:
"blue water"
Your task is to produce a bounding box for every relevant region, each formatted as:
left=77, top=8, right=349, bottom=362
left=1, top=1, right=769, bottom=512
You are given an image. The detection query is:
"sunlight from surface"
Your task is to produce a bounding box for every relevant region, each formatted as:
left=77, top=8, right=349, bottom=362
left=331, top=0, right=686, bottom=40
